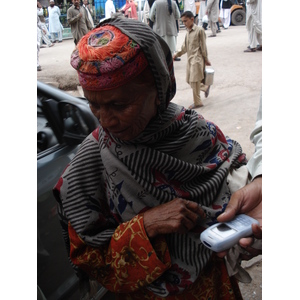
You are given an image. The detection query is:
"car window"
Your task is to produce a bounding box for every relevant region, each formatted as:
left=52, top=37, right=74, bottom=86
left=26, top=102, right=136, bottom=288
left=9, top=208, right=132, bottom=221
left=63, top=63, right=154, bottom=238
left=37, top=95, right=58, bottom=154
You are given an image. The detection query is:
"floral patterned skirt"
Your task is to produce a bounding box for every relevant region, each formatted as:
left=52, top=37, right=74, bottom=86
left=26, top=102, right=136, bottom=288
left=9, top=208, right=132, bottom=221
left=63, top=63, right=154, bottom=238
left=116, top=255, right=243, bottom=300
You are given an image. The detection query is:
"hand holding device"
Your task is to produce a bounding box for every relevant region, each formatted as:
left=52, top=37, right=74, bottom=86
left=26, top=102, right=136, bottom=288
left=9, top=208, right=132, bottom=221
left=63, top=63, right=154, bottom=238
left=200, top=214, right=259, bottom=252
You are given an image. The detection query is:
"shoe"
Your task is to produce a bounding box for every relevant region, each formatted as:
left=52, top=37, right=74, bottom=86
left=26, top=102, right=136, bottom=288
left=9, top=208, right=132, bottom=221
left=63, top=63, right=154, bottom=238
left=208, top=34, right=216, bottom=37
left=188, top=103, right=204, bottom=109
left=37, top=65, right=42, bottom=71
left=205, top=86, right=210, bottom=98
left=51, top=40, right=56, bottom=43
left=58, top=40, right=62, bottom=43
left=216, top=30, right=221, bottom=33
left=174, top=57, right=181, bottom=61
left=244, top=48, right=256, bottom=52
left=49, top=43, right=54, bottom=47
left=256, top=45, right=262, bottom=51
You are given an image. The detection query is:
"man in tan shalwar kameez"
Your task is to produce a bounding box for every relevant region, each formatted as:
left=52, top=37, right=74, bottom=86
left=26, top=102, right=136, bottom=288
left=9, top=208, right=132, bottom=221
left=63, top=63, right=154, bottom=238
left=67, top=0, right=93, bottom=45
left=173, top=11, right=211, bottom=109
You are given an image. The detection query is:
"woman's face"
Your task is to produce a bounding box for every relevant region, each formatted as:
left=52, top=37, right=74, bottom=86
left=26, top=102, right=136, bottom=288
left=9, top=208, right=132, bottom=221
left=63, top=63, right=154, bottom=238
left=84, top=72, right=159, bottom=141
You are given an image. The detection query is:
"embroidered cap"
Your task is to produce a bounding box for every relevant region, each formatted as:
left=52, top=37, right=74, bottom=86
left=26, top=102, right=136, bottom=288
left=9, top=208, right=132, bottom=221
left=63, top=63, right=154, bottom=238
left=70, top=25, right=148, bottom=91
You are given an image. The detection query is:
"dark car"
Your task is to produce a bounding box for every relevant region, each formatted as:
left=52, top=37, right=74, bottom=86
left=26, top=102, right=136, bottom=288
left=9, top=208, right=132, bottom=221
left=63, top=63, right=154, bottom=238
left=37, top=81, right=110, bottom=299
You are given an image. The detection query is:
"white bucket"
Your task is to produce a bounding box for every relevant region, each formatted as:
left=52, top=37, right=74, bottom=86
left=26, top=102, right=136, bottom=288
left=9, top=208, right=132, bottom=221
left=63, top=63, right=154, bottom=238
left=205, top=67, right=214, bottom=86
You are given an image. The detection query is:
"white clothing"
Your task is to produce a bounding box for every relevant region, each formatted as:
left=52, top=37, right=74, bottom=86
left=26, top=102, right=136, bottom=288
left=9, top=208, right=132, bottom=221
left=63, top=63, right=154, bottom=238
left=246, top=0, right=262, bottom=48
left=247, top=94, right=262, bottom=180
left=37, top=8, right=52, bottom=46
left=48, top=5, right=62, bottom=34
left=50, top=31, right=63, bottom=42
left=143, top=0, right=150, bottom=23
left=198, top=1, right=207, bottom=26
left=184, top=0, right=196, bottom=15
left=37, top=16, right=42, bottom=67
left=219, top=7, right=231, bottom=28
left=83, top=4, right=95, bottom=28
left=184, top=0, right=196, bottom=16
left=105, top=0, right=116, bottom=18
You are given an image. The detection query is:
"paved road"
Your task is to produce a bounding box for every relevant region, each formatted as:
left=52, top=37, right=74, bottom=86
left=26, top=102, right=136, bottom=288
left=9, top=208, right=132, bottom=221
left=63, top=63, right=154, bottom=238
left=37, top=23, right=262, bottom=300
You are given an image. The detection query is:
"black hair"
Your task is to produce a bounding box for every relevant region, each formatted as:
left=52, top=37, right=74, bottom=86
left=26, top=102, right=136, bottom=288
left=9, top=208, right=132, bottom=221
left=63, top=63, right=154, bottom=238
left=181, top=10, right=194, bottom=19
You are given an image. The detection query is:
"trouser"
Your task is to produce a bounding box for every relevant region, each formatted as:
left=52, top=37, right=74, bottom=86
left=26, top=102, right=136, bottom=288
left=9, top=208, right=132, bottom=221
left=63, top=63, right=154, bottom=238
left=40, top=23, right=52, bottom=46
left=248, top=20, right=262, bottom=48
left=50, top=30, right=62, bottom=42
left=189, top=81, right=208, bottom=106
left=209, top=20, right=217, bottom=35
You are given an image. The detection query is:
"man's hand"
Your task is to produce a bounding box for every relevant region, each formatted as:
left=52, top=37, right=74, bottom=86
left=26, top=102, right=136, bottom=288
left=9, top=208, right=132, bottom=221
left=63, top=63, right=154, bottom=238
left=216, top=176, right=262, bottom=258
left=143, top=198, right=206, bottom=239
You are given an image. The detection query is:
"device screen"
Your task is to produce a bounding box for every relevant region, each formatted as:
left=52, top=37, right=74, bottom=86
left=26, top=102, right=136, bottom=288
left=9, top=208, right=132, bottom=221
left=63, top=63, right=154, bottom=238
left=212, top=224, right=237, bottom=238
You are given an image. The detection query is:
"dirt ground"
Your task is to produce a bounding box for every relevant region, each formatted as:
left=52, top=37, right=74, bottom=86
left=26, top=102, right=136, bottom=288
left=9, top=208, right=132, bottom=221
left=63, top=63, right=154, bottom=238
left=37, top=23, right=262, bottom=299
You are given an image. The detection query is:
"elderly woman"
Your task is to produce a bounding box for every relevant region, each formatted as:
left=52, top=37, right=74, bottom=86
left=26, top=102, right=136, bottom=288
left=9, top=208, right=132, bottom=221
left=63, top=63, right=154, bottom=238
left=54, top=17, right=249, bottom=299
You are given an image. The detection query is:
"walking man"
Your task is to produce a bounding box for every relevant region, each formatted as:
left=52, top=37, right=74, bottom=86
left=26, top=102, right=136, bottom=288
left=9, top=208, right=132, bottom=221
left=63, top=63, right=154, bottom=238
left=48, top=0, right=63, bottom=43
left=37, top=1, right=54, bottom=47
left=173, top=11, right=211, bottom=109
left=67, top=0, right=93, bottom=45
left=206, top=0, right=219, bottom=37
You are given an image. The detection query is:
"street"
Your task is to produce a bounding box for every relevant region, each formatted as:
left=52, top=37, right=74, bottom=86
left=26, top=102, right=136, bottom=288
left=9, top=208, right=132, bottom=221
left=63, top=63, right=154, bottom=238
left=37, top=23, right=262, bottom=300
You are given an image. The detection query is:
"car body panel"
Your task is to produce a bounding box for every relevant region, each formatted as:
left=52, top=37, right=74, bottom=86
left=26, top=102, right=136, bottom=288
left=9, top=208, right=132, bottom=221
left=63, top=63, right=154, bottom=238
left=37, top=81, right=106, bottom=299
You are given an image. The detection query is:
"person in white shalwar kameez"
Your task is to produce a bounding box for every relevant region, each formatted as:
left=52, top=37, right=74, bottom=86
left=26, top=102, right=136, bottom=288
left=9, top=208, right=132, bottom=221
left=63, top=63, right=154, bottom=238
left=219, top=0, right=231, bottom=29
left=48, top=0, right=63, bottom=43
left=244, top=0, right=262, bottom=52
left=184, top=0, right=196, bottom=16
left=198, top=0, right=207, bottom=27
left=37, top=2, right=53, bottom=47
left=105, top=0, right=116, bottom=18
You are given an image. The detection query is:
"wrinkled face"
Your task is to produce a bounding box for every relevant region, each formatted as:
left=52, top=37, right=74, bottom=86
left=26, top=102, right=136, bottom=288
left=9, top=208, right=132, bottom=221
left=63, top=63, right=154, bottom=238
left=181, top=16, right=194, bottom=30
left=83, top=68, right=160, bottom=141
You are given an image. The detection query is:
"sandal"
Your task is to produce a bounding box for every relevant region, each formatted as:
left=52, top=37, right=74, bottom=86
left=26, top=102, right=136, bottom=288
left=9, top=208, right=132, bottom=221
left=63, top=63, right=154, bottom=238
left=205, top=86, right=210, bottom=98
left=244, top=48, right=256, bottom=52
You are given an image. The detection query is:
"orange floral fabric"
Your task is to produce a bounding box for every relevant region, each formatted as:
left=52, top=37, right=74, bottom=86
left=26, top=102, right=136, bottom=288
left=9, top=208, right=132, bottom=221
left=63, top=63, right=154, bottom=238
left=69, top=213, right=242, bottom=299
left=115, top=255, right=243, bottom=300
left=69, top=214, right=172, bottom=293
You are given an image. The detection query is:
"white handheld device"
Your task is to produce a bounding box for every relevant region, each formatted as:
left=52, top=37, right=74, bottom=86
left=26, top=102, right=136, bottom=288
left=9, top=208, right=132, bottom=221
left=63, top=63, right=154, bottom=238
left=200, top=214, right=260, bottom=252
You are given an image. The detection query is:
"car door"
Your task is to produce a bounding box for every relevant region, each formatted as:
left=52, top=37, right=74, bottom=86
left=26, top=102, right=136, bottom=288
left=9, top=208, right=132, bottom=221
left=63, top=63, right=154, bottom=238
left=37, top=82, right=104, bottom=299
left=37, top=91, right=82, bottom=299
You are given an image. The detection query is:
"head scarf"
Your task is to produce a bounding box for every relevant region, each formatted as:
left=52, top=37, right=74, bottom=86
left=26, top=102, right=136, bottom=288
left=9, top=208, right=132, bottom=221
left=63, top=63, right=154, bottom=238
left=70, top=17, right=176, bottom=113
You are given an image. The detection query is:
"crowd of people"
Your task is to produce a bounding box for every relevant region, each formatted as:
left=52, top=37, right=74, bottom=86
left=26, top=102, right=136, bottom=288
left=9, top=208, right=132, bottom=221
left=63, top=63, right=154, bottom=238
left=37, top=0, right=262, bottom=299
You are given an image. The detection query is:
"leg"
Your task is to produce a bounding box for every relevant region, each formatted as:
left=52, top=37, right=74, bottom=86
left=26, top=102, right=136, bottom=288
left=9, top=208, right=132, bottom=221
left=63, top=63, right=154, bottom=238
left=58, top=30, right=63, bottom=42
left=189, top=81, right=204, bottom=108
left=41, top=24, right=53, bottom=47
left=50, top=32, right=56, bottom=43
left=244, top=21, right=257, bottom=52
left=208, top=20, right=217, bottom=36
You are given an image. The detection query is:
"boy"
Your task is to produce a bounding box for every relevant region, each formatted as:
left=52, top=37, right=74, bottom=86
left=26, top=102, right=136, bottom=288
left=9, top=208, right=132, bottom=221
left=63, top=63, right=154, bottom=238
left=173, top=11, right=211, bottom=108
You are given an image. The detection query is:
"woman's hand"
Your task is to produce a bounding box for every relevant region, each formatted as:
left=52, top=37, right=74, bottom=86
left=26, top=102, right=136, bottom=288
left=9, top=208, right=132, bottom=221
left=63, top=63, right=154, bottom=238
left=143, top=198, right=206, bottom=239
